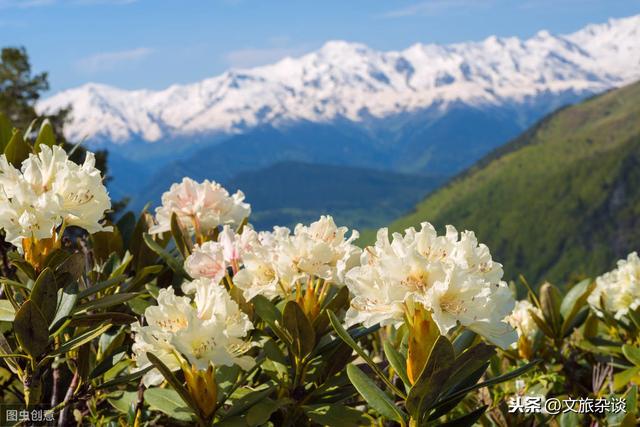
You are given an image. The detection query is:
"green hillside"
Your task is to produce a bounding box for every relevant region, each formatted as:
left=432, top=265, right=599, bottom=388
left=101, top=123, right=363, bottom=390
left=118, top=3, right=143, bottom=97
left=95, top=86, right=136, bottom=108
left=381, top=81, right=640, bottom=285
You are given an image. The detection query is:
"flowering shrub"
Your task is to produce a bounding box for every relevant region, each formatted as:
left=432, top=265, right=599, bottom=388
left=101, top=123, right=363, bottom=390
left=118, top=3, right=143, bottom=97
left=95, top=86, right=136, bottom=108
left=0, top=115, right=638, bottom=426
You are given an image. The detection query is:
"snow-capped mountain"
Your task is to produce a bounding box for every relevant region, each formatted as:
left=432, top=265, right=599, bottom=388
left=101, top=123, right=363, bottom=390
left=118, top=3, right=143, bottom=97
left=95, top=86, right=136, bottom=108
left=38, top=15, right=640, bottom=145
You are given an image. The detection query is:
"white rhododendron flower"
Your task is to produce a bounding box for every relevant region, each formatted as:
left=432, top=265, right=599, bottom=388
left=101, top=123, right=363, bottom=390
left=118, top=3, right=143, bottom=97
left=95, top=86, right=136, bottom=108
left=588, top=252, right=640, bottom=320
left=185, top=225, right=260, bottom=282
left=132, top=280, right=254, bottom=387
left=0, top=180, right=63, bottom=246
left=344, top=223, right=517, bottom=349
left=149, top=177, right=250, bottom=235
left=0, top=146, right=111, bottom=246
left=507, top=300, right=542, bottom=342
left=232, top=216, right=361, bottom=302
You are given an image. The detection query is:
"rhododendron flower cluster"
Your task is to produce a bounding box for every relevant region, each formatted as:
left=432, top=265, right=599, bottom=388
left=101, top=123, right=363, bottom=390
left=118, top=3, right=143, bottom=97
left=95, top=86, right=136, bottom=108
left=0, top=146, right=111, bottom=246
left=507, top=300, right=541, bottom=343
left=588, top=251, right=640, bottom=320
left=232, top=216, right=361, bottom=301
left=149, top=177, right=250, bottom=235
left=132, top=278, right=254, bottom=387
left=344, top=223, right=517, bottom=349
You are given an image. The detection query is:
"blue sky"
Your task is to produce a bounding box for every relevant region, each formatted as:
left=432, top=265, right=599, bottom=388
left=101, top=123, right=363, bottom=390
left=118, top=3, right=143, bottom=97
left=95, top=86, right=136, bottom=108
left=1, top=0, right=638, bottom=94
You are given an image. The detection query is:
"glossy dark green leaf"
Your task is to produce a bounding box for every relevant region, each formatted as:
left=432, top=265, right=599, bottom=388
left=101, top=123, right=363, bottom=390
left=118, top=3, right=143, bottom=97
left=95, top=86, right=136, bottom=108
left=170, top=212, right=192, bottom=258
left=443, top=343, right=495, bottom=393
left=143, top=233, right=191, bottom=279
left=560, top=280, right=594, bottom=336
left=14, top=300, right=49, bottom=358
left=73, top=292, right=140, bottom=313
left=327, top=310, right=405, bottom=398
left=432, top=359, right=542, bottom=412
left=406, top=335, right=454, bottom=419
left=383, top=340, right=410, bottom=387
left=439, top=405, right=487, bottom=427
left=144, top=387, right=194, bottom=422
left=50, top=323, right=112, bottom=356
left=50, top=280, right=79, bottom=332
left=4, top=129, right=30, bottom=167
left=245, top=397, right=283, bottom=426
left=34, top=119, right=56, bottom=151
left=540, top=282, right=562, bottom=335
left=223, top=386, right=275, bottom=418
left=146, top=352, right=201, bottom=417
left=95, top=365, right=153, bottom=389
left=68, top=312, right=137, bottom=327
left=452, top=330, right=477, bottom=355
left=303, top=404, right=370, bottom=426
left=0, top=112, right=11, bottom=151
left=347, top=364, right=406, bottom=423
left=282, top=301, right=316, bottom=358
left=30, top=267, right=58, bottom=324
left=251, top=295, right=290, bottom=344
left=78, top=275, right=126, bottom=299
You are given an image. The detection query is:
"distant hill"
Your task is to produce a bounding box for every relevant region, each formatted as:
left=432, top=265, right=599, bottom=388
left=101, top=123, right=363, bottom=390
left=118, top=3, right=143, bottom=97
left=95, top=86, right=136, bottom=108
left=381, top=80, right=640, bottom=285
left=225, top=161, right=443, bottom=230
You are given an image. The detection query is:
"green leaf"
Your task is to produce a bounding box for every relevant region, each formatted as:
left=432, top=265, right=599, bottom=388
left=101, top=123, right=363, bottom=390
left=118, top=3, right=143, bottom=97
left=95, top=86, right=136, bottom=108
left=560, top=279, right=594, bottom=336
left=144, top=387, right=194, bottom=422
left=143, top=233, right=191, bottom=279
left=251, top=295, right=290, bottom=344
left=539, top=283, right=562, bottom=336
left=90, top=348, right=126, bottom=379
left=439, top=405, right=487, bottom=427
left=452, top=330, right=477, bottom=355
left=13, top=300, right=49, bottom=358
left=223, top=386, right=274, bottom=418
left=30, top=267, right=58, bottom=324
left=433, top=359, right=542, bottom=411
left=50, top=280, right=79, bottom=332
left=383, top=340, right=410, bottom=387
left=146, top=352, right=201, bottom=417
left=406, top=335, right=455, bottom=420
left=347, top=364, right=407, bottom=423
left=34, top=119, right=57, bottom=151
left=4, top=129, right=31, bottom=167
left=108, top=390, right=138, bottom=415
left=78, top=275, right=126, bottom=299
left=443, top=343, right=495, bottom=394
left=560, top=279, right=592, bottom=318
left=171, top=212, right=192, bottom=258
left=68, top=312, right=137, bottom=327
left=95, top=365, right=153, bottom=390
left=622, top=345, right=640, bottom=367
left=328, top=310, right=406, bottom=398
left=245, top=398, right=282, bottom=427
left=0, top=300, right=15, bottom=322
left=50, top=323, right=112, bottom=356
left=282, top=301, right=316, bottom=358
left=0, top=112, right=12, bottom=151
left=73, top=292, right=140, bottom=313
left=303, top=404, right=370, bottom=426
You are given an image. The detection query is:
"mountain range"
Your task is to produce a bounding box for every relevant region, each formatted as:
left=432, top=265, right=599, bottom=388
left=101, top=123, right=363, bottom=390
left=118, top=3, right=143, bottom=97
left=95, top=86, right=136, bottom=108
left=37, top=15, right=640, bottom=228
left=381, top=80, right=640, bottom=285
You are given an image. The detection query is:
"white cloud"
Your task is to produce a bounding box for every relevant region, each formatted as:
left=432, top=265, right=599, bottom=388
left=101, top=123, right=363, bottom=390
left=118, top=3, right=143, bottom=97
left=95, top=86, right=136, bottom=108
left=381, top=0, right=492, bottom=18
left=76, top=47, right=153, bottom=73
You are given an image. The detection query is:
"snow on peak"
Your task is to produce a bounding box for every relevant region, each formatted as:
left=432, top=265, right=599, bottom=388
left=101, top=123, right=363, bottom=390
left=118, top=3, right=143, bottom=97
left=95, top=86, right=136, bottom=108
left=38, top=14, right=640, bottom=144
